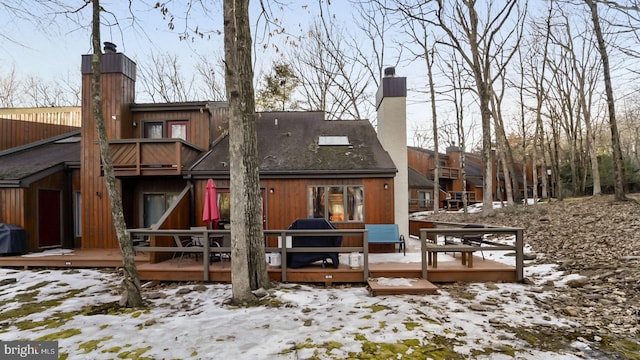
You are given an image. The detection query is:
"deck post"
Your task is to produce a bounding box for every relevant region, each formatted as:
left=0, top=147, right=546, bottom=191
left=363, top=230, right=369, bottom=280
left=202, top=229, right=209, bottom=281
left=515, top=228, right=524, bottom=282
left=421, top=229, right=428, bottom=279
left=280, top=230, right=288, bottom=282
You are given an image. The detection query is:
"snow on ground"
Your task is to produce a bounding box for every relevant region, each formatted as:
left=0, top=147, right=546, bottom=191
left=0, top=247, right=599, bottom=360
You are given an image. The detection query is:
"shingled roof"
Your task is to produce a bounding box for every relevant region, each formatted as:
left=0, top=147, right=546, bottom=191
left=408, top=167, right=434, bottom=189
left=0, top=131, right=80, bottom=187
left=189, top=112, right=397, bottom=178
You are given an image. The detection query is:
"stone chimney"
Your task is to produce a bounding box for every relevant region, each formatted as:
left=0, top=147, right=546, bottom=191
left=376, top=68, right=408, bottom=238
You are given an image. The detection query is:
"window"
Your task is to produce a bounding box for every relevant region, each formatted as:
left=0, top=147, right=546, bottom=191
left=418, top=191, right=431, bottom=208
left=144, top=122, right=163, bottom=139
left=168, top=121, right=187, bottom=140
left=308, top=185, right=364, bottom=222
left=143, top=192, right=179, bottom=228
left=142, top=120, right=188, bottom=140
left=215, top=190, right=265, bottom=229
left=217, top=192, right=231, bottom=221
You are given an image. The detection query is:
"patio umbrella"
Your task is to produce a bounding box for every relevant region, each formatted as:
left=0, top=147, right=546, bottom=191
left=202, top=179, right=220, bottom=229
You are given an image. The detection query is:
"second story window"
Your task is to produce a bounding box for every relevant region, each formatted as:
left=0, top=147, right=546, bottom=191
left=144, top=122, right=163, bottom=138
left=143, top=120, right=188, bottom=141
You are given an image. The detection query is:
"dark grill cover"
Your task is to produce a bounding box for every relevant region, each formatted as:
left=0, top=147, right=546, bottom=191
left=287, top=218, right=342, bottom=268
left=0, top=224, right=27, bottom=255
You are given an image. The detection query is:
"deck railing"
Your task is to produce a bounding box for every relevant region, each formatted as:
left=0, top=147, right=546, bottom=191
left=419, top=222, right=524, bottom=281
left=128, top=228, right=368, bottom=282
left=108, top=138, right=203, bottom=176
left=129, top=223, right=524, bottom=283
left=431, top=166, right=459, bottom=179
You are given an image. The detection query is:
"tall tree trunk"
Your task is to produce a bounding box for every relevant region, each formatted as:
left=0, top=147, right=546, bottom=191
left=453, top=57, right=469, bottom=220
left=223, top=0, right=271, bottom=304
left=426, top=48, right=440, bottom=213
left=90, top=0, right=143, bottom=308
left=462, top=6, right=494, bottom=214
left=549, top=114, right=564, bottom=200
left=570, top=36, right=602, bottom=195
left=489, top=78, right=515, bottom=205
left=517, top=47, right=529, bottom=205
left=586, top=0, right=626, bottom=201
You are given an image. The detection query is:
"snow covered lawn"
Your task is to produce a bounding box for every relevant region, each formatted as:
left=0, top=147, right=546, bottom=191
left=0, top=260, right=602, bottom=359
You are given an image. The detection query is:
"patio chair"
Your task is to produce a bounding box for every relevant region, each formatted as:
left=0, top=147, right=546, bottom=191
left=190, top=226, right=230, bottom=266
left=171, top=234, right=195, bottom=267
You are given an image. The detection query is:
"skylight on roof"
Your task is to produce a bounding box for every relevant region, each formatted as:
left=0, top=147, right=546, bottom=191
left=319, top=135, right=350, bottom=146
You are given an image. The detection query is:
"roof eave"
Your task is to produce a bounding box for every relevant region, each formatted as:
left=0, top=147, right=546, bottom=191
left=187, top=168, right=397, bottom=180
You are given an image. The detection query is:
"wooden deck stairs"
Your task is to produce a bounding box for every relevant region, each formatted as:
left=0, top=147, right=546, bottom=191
left=367, top=277, right=438, bottom=296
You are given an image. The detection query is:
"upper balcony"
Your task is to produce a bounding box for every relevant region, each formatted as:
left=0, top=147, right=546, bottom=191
left=108, top=138, right=204, bottom=176
left=430, top=166, right=459, bottom=180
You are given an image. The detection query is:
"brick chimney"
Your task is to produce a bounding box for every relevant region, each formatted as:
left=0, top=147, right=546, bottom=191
left=376, top=67, right=408, bottom=237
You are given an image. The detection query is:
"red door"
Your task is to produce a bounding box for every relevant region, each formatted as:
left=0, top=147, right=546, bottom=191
left=38, top=189, right=62, bottom=248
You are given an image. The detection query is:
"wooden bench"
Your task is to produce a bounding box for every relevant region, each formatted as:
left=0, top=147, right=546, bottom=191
left=365, top=224, right=405, bottom=255
left=426, top=244, right=478, bottom=268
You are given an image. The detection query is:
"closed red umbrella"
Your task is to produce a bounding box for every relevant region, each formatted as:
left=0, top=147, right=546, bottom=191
left=202, top=179, right=220, bottom=228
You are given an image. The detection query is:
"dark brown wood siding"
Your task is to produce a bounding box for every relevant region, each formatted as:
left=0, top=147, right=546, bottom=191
left=0, top=188, right=25, bottom=227
left=80, top=66, right=136, bottom=249
left=191, top=177, right=394, bottom=249
left=26, top=173, right=72, bottom=252
left=132, top=109, right=211, bottom=150
left=407, top=148, right=432, bottom=176
left=0, top=108, right=81, bottom=151
left=123, top=178, right=189, bottom=229
left=149, top=187, right=191, bottom=263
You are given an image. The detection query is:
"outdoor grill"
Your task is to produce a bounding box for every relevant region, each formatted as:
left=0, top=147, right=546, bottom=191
left=286, top=218, right=342, bottom=268
left=0, top=223, right=27, bottom=255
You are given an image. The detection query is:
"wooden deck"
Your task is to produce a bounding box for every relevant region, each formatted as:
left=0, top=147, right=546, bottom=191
left=0, top=249, right=150, bottom=268
left=0, top=249, right=516, bottom=287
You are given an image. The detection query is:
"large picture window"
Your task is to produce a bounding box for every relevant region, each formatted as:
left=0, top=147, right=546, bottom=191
left=307, top=185, right=364, bottom=222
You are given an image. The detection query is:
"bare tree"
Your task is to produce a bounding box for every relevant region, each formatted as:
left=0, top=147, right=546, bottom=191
left=223, top=0, right=270, bottom=304
left=395, top=0, right=525, bottom=214
left=194, top=54, right=226, bottom=101
left=350, top=0, right=403, bottom=121
left=0, top=65, right=19, bottom=107
left=402, top=17, right=441, bottom=211
left=451, top=52, right=471, bottom=219
left=489, top=70, right=515, bottom=205
left=527, top=4, right=554, bottom=201
left=0, top=66, right=79, bottom=107
left=559, top=9, right=603, bottom=195
left=289, top=20, right=342, bottom=115
left=137, top=51, right=196, bottom=103
left=90, top=0, right=143, bottom=307
left=291, top=16, right=370, bottom=120
left=585, top=0, right=627, bottom=201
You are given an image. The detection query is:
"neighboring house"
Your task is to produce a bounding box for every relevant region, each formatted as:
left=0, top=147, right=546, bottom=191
left=408, top=167, right=436, bottom=213
left=408, top=145, right=532, bottom=209
left=0, top=45, right=402, bottom=255
left=0, top=107, right=81, bottom=151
